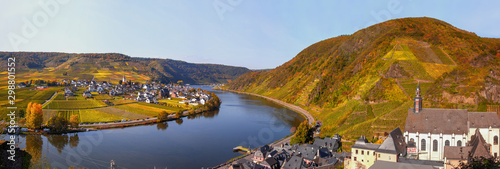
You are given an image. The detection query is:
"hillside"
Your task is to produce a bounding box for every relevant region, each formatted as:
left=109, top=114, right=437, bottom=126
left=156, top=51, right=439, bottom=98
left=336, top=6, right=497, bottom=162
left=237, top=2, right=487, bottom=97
left=0, top=52, right=250, bottom=84
left=226, top=17, right=500, bottom=142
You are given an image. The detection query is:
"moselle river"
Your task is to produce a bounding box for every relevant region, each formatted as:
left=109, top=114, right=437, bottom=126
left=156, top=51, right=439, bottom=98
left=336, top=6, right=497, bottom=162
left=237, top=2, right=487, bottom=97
left=4, top=86, right=304, bottom=169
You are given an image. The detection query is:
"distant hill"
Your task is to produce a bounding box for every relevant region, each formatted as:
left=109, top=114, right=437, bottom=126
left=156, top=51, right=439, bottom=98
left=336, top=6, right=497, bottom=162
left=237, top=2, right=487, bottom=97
left=0, top=52, right=250, bottom=84
left=226, top=17, right=500, bottom=141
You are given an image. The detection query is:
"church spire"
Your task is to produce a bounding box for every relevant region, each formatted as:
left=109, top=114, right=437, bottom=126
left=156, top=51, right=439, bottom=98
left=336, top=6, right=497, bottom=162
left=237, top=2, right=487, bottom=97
left=414, top=81, right=423, bottom=113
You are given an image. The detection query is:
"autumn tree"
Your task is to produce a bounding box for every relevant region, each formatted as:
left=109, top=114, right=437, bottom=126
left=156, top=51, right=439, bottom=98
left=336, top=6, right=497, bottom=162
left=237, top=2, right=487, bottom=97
left=26, top=102, right=43, bottom=129
left=456, top=156, right=500, bottom=169
left=47, top=116, right=68, bottom=133
left=175, top=110, right=183, bottom=118
left=69, top=114, right=79, bottom=128
left=158, top=111, right=169, bottom=122
left=290, top=121, right=314, bottom=144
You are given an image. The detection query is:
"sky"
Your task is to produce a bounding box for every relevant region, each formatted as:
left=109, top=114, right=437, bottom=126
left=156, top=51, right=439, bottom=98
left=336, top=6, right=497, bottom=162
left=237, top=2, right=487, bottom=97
left=1, top=0, right=499, bottom=69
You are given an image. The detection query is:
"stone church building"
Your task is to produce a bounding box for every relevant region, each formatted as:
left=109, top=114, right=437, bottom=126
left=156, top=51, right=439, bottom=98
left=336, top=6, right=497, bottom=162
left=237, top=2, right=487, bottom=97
left=404, top=84, right=500, bottom=161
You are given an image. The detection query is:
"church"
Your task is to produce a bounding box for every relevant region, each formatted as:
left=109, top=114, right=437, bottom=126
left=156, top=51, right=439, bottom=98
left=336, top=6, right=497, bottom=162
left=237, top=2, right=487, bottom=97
left=404, top=84, right=500, bottom=161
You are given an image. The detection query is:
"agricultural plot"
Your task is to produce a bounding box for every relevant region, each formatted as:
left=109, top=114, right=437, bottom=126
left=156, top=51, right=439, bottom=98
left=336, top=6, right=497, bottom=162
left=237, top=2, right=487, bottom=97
left=54, top=94, right=67, bottom=100
left=93, top=94, right=113, bottom=100
left=44, top=100, right=107, bottom=109
left=420, top=63, right=455, bottom=79
left=114, top=103, right=169, bottom=117
left=137, top=102, right=184, bottom=112
left=95, top=107, right=148, bottom=119
left=110, top=99, right=136, bottom=105
left=79, top=109, right=126, bottom=123
left=157, top=98, right=189, bottom=108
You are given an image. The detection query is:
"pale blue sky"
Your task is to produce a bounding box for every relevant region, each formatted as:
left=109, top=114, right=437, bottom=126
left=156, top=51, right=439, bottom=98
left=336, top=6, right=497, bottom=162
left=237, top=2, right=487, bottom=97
left=1, top=0, right=499, bottom=69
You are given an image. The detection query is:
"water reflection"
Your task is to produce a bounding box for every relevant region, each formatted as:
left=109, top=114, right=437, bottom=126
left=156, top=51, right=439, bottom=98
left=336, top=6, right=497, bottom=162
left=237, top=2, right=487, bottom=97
left=25, top=135, right=43, bottom=163
left=175, top=119, right=184, bottom=125
left=157, top=122, right=168, bottom=130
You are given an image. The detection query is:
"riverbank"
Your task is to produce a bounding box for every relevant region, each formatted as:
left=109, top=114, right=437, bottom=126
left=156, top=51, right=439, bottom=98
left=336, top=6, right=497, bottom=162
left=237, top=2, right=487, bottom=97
left=212, top=88, right=315, bottom=168
left=216, top=88, right=314, bottom=125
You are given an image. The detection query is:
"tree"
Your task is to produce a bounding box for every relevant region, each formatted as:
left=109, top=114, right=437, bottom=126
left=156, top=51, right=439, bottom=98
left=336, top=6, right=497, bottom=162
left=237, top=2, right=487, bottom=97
left=157, top=111, right=169, bottom=121
left=26, top=102, right=43, bottom=129
left=456, top=156, right=500, bottom=169
left=69, top=114, right=79, bottom=128
left=47, top=116, right=68, bottom=133
left=175, top=110, right=183, bottom=118
left=290, top=121, right=314, bottom=144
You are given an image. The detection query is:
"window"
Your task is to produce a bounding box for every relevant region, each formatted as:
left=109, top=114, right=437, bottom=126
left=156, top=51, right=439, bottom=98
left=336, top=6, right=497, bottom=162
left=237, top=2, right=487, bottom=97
left=354, top=157, right=357, bottom=161
left=373, top=152, right=375, bottom=156
left=378, top=154, right=380, bottom=158
left=361, top=150, right=364, bottom=155
left=356, top=150, right=358, bottom=154
left=445, top=140, right=450, bottom=146
left=421, top=139, right=426, bottom=151
left=410, top=138, right=414, bottom=143
left=494, top=136, right=498, bottom=145
left=433, top=140, right=438, bottom=152
left=495, top=153, right=498, bottom=158
left=457, top=140, right=462, bottom=147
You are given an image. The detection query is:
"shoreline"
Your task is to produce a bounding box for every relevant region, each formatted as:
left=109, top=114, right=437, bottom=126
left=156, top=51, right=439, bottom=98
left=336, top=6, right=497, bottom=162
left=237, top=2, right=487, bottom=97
left=211, top=88, right=315, bottom=168
left=217, top=88, right=314, bottom=125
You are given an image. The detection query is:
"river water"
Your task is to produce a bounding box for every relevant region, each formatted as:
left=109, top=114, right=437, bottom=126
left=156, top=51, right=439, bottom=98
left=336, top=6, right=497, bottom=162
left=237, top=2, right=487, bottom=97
left=6, top=86, right=304, bottom=169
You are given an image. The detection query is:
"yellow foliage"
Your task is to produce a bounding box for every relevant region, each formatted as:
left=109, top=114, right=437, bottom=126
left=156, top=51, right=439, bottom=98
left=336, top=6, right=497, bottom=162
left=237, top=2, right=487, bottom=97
left=421, top=63, right=455, bottom=79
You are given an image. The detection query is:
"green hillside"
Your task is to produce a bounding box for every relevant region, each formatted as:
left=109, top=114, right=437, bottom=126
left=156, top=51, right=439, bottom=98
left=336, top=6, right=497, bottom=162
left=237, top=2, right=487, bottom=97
left=0, top=52, right=250, bottom=85
left=227, top=17, right=500, bottom=141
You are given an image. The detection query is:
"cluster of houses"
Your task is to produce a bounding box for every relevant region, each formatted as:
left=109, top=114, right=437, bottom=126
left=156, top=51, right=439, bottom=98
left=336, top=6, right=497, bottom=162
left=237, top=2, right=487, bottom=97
left=344, top=84, right=500, bottom=169
left=229, top=135, right=344, bottom=169
left=30, top=75, right=212, bottom=105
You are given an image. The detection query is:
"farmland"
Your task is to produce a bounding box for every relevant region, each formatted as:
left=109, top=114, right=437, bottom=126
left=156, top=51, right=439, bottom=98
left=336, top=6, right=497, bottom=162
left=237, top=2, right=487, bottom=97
left=43, top=100, right=107, bottom=109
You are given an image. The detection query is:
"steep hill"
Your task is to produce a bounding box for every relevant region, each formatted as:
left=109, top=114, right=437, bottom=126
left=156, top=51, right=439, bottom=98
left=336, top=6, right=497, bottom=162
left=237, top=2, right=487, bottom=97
left=0, top=52, right=250, bottom=84
left=227, top=17, right=500, bottom=141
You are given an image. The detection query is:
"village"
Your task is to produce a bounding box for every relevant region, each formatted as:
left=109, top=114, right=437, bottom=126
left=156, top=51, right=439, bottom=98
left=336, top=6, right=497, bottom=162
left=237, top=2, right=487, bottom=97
left=17, top=75, right=212, bottom=107
left=220, top=85, right=500, bottom=169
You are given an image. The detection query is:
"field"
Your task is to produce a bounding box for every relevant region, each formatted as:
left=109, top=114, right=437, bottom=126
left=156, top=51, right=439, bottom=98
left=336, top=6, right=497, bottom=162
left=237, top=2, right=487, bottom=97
left=94, top=107, right=149, bottom=119
left=44, top=100, right=107, bottom=109
left=114, top=103, right=167, bottom=117
left=79, top=109, right=127, bottom=123
left=110, top=99, right=137, bottom=105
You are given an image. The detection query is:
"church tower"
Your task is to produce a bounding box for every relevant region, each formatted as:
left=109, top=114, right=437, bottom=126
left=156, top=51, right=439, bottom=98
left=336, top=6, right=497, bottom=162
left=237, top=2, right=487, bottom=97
left=414, top=82, right=423, bottom=113
left=122, top=74, right=126, bottom=83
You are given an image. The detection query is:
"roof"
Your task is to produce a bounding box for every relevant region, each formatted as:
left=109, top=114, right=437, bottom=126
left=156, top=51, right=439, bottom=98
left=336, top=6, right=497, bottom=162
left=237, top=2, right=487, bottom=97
left=352, top=136, right=380, bottom=150
left=296, top=145, right=316, bottom=160
left=468, top=128, right=492, bottom=159
left=468, top=112, right=500, bottom=128
left=405, top=108, right=468, bottom=134
left=369, top=161, right=436, bottom=169
left=376, top=127, right=407, bottom=155
left=262, top=158, right=278, bottom=166
left=443, top=146, right=471, bottom=160
left=282, top=156, right=306, bottom=169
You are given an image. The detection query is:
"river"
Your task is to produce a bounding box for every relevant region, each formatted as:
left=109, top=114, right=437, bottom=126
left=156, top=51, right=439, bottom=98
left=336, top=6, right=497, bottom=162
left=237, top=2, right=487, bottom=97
left=6, top=86, right=304, bottom=169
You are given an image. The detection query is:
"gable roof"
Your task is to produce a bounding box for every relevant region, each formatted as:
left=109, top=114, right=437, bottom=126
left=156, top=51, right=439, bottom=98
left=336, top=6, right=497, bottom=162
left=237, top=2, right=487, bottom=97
left=405, top=108, right=468, bottom=134
left=468, top=112, right=500, bottom=128
left=376, top=127, right=407, bottom=155
left=468, top=128, right=492, bottom=159
left=296, top=145, right=316, bottom=160
left=282, top=156, right=306, bottom=169
left=352, top=136, right=380, bottom=150
left=443, top=146, right=471, bottom=160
